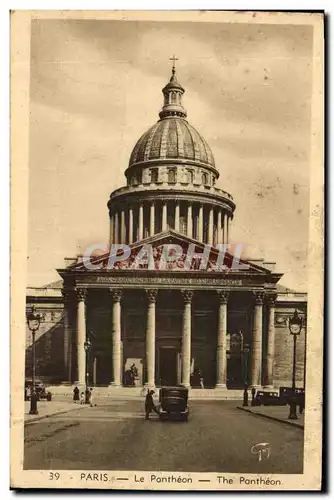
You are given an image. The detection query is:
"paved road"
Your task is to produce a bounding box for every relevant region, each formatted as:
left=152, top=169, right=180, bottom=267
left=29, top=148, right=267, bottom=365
left=24, top=400, right=304, bottom=473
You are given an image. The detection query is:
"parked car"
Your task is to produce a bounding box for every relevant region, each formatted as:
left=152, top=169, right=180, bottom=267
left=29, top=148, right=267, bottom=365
left=25, top=379, right=52, bottom=401
left=254, top=390, right=285, bottom=406
left=279, top=386, right=305, bottom=406
left=157, top=386, right=189, bottom=421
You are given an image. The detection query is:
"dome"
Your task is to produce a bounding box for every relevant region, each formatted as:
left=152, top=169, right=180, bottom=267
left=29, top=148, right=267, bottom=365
left=128, top=64, right=217, bottom=172
left=129, top=117, right=216, bottom=169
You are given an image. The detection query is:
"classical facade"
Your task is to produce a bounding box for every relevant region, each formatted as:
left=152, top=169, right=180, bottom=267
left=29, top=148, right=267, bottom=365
left=26, top=65, right=307, bottom=390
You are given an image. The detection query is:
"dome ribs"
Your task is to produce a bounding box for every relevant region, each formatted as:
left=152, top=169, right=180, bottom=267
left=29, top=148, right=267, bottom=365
left=159, top=119, right=171, bottom=159
left=166, top=119, right=178, bottom=158
left=143, top=123, right=159, bottom=161
left=175, top=118, right=185, bottom=159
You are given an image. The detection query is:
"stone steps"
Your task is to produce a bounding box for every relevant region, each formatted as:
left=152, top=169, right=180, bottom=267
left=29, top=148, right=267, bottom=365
left=47, top=385, right=244, bottom=400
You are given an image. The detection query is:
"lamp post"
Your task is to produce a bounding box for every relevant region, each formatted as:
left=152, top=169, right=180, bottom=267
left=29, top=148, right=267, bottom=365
left=26, top=305, right=41, bottom=415
left=288, top=309, right=302, bottom=419
left=84, top=339, right=92, bottom=404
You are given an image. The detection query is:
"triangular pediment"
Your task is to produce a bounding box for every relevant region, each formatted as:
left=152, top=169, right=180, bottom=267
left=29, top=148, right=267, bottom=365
left=69, top=230, right=273, bottom=275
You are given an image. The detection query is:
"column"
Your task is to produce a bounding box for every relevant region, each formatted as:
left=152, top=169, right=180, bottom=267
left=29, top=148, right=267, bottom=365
left=138, top=203, right=144, bottom=241
left=208, top=207, right=214, bottom=243
left=150, top=202, right=155, bottom=236
left=251, top=291, right=264, bottom=387
left=216, top=291, right=229, bottom=388
left=226, top=216, right=229, bottom=244
left=264, top=295, right=277, bottom=387
left=145, top=289, right=157, bottom=387
left=175, top=202, right=180, bottom=232
left=61, top=289, right=72, bottom=382
left=120, top=209, right=126, bottom=243
left=128, top=206, right=133, bottom=244
left=162, top=202, right=167, bottom=231
left=187, top=203, right=193, bottom=238
left=114, top=211, right=119, bottom=244
left=110, top=289, right=122, bottom=387
left=220, top=211, right=224, bottom=245
left=181, top=290, right=193, bottom=387
left=224, top=214, right=229, bottom=244
left=76, top=288, right=87, bottom=386
left=198, top=205, right=204, bottom=242
left=217, top=210, right=222, bottom=245
left=109, top=213, right=114, bottom=247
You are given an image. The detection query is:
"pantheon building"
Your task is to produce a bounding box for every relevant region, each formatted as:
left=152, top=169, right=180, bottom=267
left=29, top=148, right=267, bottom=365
left=26, top=65, right=307, bottom=392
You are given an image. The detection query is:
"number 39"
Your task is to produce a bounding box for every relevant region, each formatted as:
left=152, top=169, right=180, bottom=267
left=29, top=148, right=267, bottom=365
left=49, top=472, right=60, bottom=480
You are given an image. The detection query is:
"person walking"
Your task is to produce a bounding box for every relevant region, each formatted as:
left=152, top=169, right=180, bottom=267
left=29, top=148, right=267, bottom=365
left=145, top=389, right=157, bottom=420
left=89, top=388, right=95, bottom=407
left=73, top=386, right=80, bottom=403
left=80, top=392, right=85, bottom=405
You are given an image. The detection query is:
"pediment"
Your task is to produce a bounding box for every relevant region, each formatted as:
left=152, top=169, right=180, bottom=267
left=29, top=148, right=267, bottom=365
left=70, top=230, right=272, bottom=275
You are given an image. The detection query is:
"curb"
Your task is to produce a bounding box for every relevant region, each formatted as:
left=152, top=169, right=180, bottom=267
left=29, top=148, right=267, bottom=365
left=236, top=406, right=304, bottom=429
left=24, top=405, right=87, bottom=426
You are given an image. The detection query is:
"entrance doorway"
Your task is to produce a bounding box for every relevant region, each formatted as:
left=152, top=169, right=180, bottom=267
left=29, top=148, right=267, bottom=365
left=158, top=348, right=178, bottom=386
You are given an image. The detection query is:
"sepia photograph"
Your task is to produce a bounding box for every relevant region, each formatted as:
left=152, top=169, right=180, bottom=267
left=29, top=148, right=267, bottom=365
left=10, top=10, right=324, bottom=491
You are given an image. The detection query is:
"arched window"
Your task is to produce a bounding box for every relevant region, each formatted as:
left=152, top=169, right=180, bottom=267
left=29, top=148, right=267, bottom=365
left=168, top=168, right=176, bottom=184
left=202, top=172, right=209, bottom=185
left=171, top=92, right=177, bottom=104
left=187, top=169, right=194, bottom=184
left=151, top=168, right=158, bottom=183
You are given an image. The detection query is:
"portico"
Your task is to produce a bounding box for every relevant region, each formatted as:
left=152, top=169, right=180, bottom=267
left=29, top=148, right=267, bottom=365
left=59, top=234, right=281, bottom=390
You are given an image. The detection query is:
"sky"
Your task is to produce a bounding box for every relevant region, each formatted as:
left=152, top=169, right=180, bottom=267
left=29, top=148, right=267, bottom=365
left=27, top=18, right=313, bottom=291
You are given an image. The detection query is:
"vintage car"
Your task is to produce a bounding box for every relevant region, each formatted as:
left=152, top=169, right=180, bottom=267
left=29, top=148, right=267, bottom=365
left=25, top=379, right=52, bottom=401
left=254, top=390, right=285, bottom=406
left=157, top=386, right=189, bottom=421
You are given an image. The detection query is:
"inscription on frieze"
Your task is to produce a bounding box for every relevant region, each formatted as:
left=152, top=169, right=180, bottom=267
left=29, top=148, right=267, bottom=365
left=94, top=276, right=244, bottom=286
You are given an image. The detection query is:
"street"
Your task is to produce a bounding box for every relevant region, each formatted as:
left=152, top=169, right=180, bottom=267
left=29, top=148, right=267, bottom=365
left=24, top=400, right=304, bottom=473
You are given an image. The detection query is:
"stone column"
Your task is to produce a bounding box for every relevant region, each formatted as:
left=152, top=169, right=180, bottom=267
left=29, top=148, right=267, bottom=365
left=114, top=211, right=119, bottom=244
left=109, top=213, right=114, bottom=247
left=76, top=288, right=87, bottom=386
left=120, top=209, right=126, bottom=243
left=145, top=289, right=157, bottom=387
left=187, top=203, right=193, bottom=238
left=264, top=295, right=277, bottom=388
left=208, top=207, right=214, bottom=243
left=110, top=289, right=122, bottom=387
left=198, top=205, right=204, bottom=242
left=216, top=291, right=229, bottom=388
left=220, top=211, right=224, bottom=245
left=162, top=202, right=167, bottom=231
left=61, top=289, right=72, bottom=382
left=175, top=202, right=180, bottom=232
left=150, top=202, right=155, bottom=236
left=138, top=203, right=144, bottom=241
left=181, top=290, right=193, bottom=387
left=128, top=206, right=133, bottom=244
left=226, top=216, right=229, bottom=244
left=217, top=210, right=222, bottom=245
left=251, top=291, right=264, bottom=387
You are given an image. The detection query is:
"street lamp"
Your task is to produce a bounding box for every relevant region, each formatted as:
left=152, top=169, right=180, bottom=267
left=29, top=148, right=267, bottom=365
left=84, top=339, right=92, bottom=404
left=26, top=305, right=41, bottom=415
left=288, top=309, right=303, bottom=419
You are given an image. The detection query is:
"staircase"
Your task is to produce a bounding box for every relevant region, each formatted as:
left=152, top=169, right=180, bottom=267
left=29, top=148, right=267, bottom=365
left=47, top=385, right=244, bottom=401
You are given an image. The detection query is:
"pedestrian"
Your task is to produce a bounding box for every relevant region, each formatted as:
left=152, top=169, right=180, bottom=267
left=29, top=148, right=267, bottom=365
left=80, top=392, right=85, bottom=405
left=73, top=386, right=80, bottom=403
left=251, top=387, right=256, bottom=406
left=89, top=388, right=95, bottom=407
left=145, top=389, right=158, bottom=420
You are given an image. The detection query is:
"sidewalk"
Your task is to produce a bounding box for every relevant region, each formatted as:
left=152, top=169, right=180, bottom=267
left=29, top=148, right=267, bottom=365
left=237, top=404, right=304, bottom=429
left=24, top=400, right=86, bottom=425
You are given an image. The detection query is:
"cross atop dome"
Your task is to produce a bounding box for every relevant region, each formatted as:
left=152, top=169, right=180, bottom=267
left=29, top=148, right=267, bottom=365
left=159, top=57, right=187, bottom=120
left=169, top=54, right=179, bottom=75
